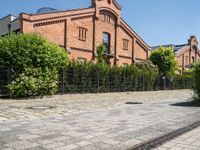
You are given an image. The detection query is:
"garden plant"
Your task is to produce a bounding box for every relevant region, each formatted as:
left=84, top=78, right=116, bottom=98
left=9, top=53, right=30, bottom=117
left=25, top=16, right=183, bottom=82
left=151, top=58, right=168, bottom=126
left=0, top=33, right=68, bottom=97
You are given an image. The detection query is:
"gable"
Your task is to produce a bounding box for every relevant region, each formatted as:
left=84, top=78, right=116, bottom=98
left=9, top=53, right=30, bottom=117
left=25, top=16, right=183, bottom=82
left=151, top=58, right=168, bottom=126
left=92, top=0, right=121, bottom=18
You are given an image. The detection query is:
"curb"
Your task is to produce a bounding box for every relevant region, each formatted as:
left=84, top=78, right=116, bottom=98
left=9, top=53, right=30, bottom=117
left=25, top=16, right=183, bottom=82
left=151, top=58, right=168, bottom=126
left=128, top=120, right=200, bottom=150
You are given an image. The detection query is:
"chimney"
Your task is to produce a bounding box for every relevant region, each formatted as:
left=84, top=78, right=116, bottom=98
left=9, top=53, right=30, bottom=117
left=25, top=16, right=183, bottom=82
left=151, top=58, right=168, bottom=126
left=188, top=35, right=198, bottom=46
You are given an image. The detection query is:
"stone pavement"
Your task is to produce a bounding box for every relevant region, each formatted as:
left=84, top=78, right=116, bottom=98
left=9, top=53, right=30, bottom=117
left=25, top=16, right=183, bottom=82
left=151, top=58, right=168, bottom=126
left=154, top=126, right=200, bottom=150
left=0, top=90, right=200, bottom=150
left=0, top=90, right=193, bottom=121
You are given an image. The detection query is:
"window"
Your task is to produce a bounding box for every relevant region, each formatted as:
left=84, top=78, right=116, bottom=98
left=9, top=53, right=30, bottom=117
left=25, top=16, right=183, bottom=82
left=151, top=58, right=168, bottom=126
left=103, top=14, right=111, bottom=23
left=123, top=39, right=129, bottom=50
left=78, top=27, right=87, bottom=41
left=192, top=56, right=195, bottom=63
left=102, top=32, right=110, bottom=54
left=185, top=56, right=189, bottom=64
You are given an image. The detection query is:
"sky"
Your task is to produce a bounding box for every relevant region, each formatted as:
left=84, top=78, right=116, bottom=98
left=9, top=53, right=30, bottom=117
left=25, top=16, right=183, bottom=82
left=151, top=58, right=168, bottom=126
left=0, top=0, right=200, bottom=46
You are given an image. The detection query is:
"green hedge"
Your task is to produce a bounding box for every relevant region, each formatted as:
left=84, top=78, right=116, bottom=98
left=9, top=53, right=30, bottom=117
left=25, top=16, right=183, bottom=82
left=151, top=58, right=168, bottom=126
left=58, top=60, right=193, bottom=94
left=193, top=62, right=200, bottom=100
left=171, top=74, right=193, bottom=90
left=59, top=61, right=159, bottom=93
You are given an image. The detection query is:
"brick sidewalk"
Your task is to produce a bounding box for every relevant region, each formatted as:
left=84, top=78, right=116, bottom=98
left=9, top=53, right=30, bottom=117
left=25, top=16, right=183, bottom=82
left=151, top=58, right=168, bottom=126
left=154, top=126, right=200, bottom=150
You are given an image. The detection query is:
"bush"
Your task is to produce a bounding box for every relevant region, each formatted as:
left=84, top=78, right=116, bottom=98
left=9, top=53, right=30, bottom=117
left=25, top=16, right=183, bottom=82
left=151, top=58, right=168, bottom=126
left=150, top=47, right=177, bottom=76
left=0, top=34, right=68, bottom=97
left=61, top=61, right=158, bottom=93
left=193, top=62, right=200, bottom=101
left=97, top=43, right=106, bottom=64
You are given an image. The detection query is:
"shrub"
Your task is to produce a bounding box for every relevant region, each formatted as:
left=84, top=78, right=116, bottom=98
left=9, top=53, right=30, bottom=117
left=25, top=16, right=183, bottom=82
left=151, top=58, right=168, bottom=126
left=0, top=34, right=68, bottom=97
left=150, top=47, right=177, bottom=76
left=97, top=43, right=106, bottom=64
left=193, top=62, right=200, bottom=101
left=61, top=61, right=158, bottom=93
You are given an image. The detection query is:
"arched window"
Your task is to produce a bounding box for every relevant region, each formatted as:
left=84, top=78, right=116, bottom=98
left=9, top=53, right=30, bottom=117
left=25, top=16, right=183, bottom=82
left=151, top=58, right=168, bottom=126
left=102, top=32, right=110, bottom=54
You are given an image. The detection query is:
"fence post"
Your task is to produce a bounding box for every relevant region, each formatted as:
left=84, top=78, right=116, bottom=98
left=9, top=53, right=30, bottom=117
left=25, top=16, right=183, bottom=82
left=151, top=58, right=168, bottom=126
left=171, top=77, right=173, bottom=90
left=163, top=77, right=166, bottom=90
left=142, top=74, right=145, bottom=91
left=157, top=76, right=160, bottom=91
left=97, top=74, right=100, bottom=93
left=61, top=69, right=65, bottom=94
left=8, top=67, right=13, bottom=98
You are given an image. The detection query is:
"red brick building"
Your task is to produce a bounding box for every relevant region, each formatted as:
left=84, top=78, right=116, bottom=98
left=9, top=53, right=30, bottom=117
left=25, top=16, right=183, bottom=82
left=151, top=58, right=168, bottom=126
left=152, top=36, right=200, bottom=74
left=12, top=0, right=150, bottom=66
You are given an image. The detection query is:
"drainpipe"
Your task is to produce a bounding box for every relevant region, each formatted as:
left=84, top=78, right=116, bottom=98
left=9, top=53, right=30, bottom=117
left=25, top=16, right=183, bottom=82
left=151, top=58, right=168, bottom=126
left=7, top=24, right=11, bottom=35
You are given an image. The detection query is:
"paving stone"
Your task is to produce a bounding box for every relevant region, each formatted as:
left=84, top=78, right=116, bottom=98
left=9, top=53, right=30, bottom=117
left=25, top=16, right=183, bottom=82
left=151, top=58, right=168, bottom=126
left=75, top=144, right=101, bottom=150
left=112, top=135, right=131, bottom=142
left=168, top=146, right=185, bottom=150
left=102, top=139, right=120, bottom=145
left=57, top=144, right=78, bottom=150
left=8, top=141, right=39, bottom=150
left=124, top=139, right=141, bottom=146
left=24, top=146, right=47, bottom=150
left=17, top=133, right=39, bottom=140
left=42, top=142, right=64, bottom=149
left=93, top=142, right=112, bottom=149
left=1, top=148, right=15, bottom=150
left=155, top=126, right=200, bottom=150
left=36, top=139, right=54, bottom=145
left=76, top=141, right=91, bottom=146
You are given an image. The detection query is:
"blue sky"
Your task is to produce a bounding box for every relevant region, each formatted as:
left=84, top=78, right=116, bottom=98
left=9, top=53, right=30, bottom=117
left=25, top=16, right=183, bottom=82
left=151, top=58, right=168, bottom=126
left=0, top=0, right=200, bottom=46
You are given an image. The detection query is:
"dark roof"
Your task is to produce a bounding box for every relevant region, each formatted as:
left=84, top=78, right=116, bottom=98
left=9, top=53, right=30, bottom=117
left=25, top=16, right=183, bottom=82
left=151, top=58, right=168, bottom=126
left=151, top=44, right=189, bottom=53
left=173, top=44, right=188, bottom=52
left=0, top=14, right=17, bottom=21
left=36, top=7, right=58, bottom=14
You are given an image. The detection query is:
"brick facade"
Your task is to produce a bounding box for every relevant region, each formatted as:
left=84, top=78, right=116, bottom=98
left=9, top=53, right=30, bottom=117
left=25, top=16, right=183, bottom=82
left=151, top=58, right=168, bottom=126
left=19, top=0, right=150, bottom=65
left=151, top=36, right=200, bottom=74
left=176, top=36, right=200, bottom=74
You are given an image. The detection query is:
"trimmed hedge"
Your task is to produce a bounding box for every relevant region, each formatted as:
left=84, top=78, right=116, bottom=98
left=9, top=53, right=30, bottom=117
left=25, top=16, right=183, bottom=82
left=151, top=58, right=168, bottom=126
left=59, top=60, right=159, bottom=93
left=172, top=74, right=193, bottom=90
left=58, top=60, right=193, bottom=94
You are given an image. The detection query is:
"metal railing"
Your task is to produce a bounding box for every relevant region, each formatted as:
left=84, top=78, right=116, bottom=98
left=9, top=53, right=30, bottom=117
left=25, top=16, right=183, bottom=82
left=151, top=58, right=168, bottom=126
left=0, top=66, right=193, bottom=96
left=58, top=69, right=193, bottom=94
left=0, top=66, right=12, bottom=96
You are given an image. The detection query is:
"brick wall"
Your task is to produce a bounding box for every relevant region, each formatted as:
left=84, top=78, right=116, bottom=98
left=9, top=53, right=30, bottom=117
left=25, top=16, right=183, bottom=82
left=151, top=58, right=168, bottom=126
left=20, top=0, right=150, bottom=66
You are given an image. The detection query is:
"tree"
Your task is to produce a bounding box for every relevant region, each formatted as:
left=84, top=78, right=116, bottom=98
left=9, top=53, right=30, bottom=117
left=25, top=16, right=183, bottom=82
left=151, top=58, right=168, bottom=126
left=0, top=33, right=68, bottom=97
left=97, top=43, right=106, bottom=64
left=150, top=47, right=177, bottom=76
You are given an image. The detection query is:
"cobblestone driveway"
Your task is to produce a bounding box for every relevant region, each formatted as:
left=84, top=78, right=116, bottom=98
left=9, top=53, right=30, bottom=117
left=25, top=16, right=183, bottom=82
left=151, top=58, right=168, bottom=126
left=0, top=90, right=193, bottom=121
left=0, top=90, right=200, bottom=150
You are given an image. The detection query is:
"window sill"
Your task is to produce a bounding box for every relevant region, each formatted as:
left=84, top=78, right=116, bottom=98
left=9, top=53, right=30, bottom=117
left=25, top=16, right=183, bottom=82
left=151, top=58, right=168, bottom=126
left=123, top=48, right=128, bottom=50
left=78, top=38, right=86, bottom=42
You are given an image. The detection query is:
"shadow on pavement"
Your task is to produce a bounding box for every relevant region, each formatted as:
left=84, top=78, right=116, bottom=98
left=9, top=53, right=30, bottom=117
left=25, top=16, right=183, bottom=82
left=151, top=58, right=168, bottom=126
left=170, top=101, right=200, bottom=107
left=125, top=102, right=143, bottom=105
